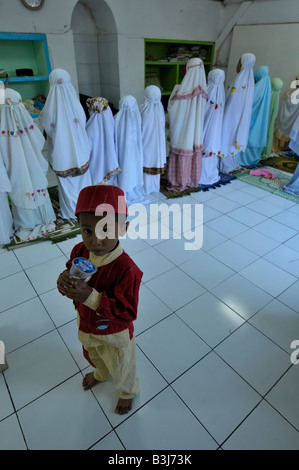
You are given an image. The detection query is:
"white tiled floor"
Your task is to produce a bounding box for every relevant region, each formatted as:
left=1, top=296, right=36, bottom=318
left=1, top=179, right=299, bottom=450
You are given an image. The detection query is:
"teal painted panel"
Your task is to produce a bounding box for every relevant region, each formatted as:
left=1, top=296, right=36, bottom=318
left=0, top=32, right=51, bottom=100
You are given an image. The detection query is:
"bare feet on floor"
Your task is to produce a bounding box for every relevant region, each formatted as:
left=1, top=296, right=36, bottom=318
left=82, top=373, right=134, bottom=415
left=82, top=372, right=99, bottom=391
left=115, top=397, right=133, bottom=415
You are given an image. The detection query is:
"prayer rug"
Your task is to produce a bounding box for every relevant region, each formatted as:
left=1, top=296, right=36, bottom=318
left=261, top=154, right=299, bottom=174
left=198, top=172, right=237, bottom=191
left=159, top=171, right=201, bottom=198
left=160, top=171, right=236, bottom=198
left=223, top=162, right=265, bottom=177
left=235, top=166, right=299, bottom=203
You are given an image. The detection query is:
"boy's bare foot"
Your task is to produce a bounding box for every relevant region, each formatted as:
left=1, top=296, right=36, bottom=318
left=115, top=397, right=133, bottom=415
left=82, top=372, right=99, bottom=391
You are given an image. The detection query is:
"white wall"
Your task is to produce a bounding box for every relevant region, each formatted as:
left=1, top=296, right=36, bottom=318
left=237, top=0, right=299, bottom=24
left=217, top=0, right=299, bottom=91
left=72, top=0, right=299, bottom=106
left=46, top=31, right=79, bottom=92
left=71, top=2, right=101, bottom=97
left=97, top=33, right=120, bottom=106
left=0, top=0, right=80, bottom=93
left=1, top=0, right=299, bottom=108
left=74, top=0, right=220, bottom=105
left=226, top=23, right=299, bottom=99
left=81, top=0, right=120, bottom=106
left=0, top=0, right=77, bottom=34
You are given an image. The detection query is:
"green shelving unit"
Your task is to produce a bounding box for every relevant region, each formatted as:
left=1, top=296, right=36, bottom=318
left=0, top=32, right=51, bottom=105
left=145, top=38, right=214, bottom=109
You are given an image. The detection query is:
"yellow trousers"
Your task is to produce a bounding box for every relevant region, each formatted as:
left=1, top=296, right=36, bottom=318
left=78, top=320, right=139, bottom=399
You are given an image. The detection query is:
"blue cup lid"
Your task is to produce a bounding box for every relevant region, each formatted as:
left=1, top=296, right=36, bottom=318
left=73, top=257, right=96, bottom=274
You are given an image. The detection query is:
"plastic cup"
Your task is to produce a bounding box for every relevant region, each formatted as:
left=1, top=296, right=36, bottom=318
left=70, top=257, right=97, bottom=282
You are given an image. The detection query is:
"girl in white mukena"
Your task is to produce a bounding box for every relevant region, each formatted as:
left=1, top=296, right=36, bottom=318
left=272, top=74, right=299, bottom=154
left=0, top=148, right=14, bottom=245
left=140, top=85, right=167, bottom=195
left=167, top=57, right=207, bottom=192
left=114, top=95, right=146, bottom=205
left=199, top=68, right=225, bottom=186
left=85, top=97, right=120, bottom=185
left=220, top=53, right=256, bottom=173
left=40, top=69, right=92, bottom=220
left=0, top=88, right=56, bottom=242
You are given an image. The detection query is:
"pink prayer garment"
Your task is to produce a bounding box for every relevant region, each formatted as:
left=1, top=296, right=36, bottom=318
left=249, top=168, right=277, bottom=179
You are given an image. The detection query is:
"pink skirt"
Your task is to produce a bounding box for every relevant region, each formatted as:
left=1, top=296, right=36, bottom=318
left=167, top=144, right=204, bottom=192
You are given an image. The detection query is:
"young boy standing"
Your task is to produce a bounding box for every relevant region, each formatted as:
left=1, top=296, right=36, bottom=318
left=57, top=184, right=143, bottom=415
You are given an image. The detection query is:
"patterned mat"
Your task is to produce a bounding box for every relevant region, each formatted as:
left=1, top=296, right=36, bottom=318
left=160, top=171, right=236, bottom=198
left=235, top=166, right=299, bottom=203
left=198, top=172, right=236, bottom=191
left=262, top=154, right=299, bottom=174
left=159, top=172, right=201, bottom=198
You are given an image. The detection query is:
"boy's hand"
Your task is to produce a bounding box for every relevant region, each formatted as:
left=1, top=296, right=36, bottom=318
left=65, top=279, right=93, bottom=303
left=57, top=271, right=92, bottom=303
left=57, top=270, right=76, bottom=295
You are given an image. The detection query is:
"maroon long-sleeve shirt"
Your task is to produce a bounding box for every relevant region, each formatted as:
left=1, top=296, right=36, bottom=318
left=61, top=242, right=143, bottom=339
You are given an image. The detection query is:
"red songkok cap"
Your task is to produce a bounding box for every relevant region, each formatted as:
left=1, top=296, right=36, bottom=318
left=75, top=184, right=128, bottom=216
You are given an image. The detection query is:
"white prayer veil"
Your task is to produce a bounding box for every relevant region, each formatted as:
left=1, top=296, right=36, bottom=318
left=140, top=85, right=166, bottom=170
left=276, top=73, right=299, bottom=137
left=0, top=147, right=11, bottom=194
left=199, top=68, right=226, bottom=185
left=289, top=111, right=299, bottom=155
left=168, top=57, right=207, bottom=152
left=221, top=52, right=256, bottom=158
left=0, top=88, right=49, bottom=210
left=86, top=97, right=120, bottom=185
left=202, top=68, right=225, bottom=157
left=114, top=95, right=144, bottom=199
left=284, top=162, right=299, bottom=195
left=40, top=68, right=90, bottom=176
left=0, top=88, right=56, bottom=241
left=0, top=148, right=13, bottom=245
